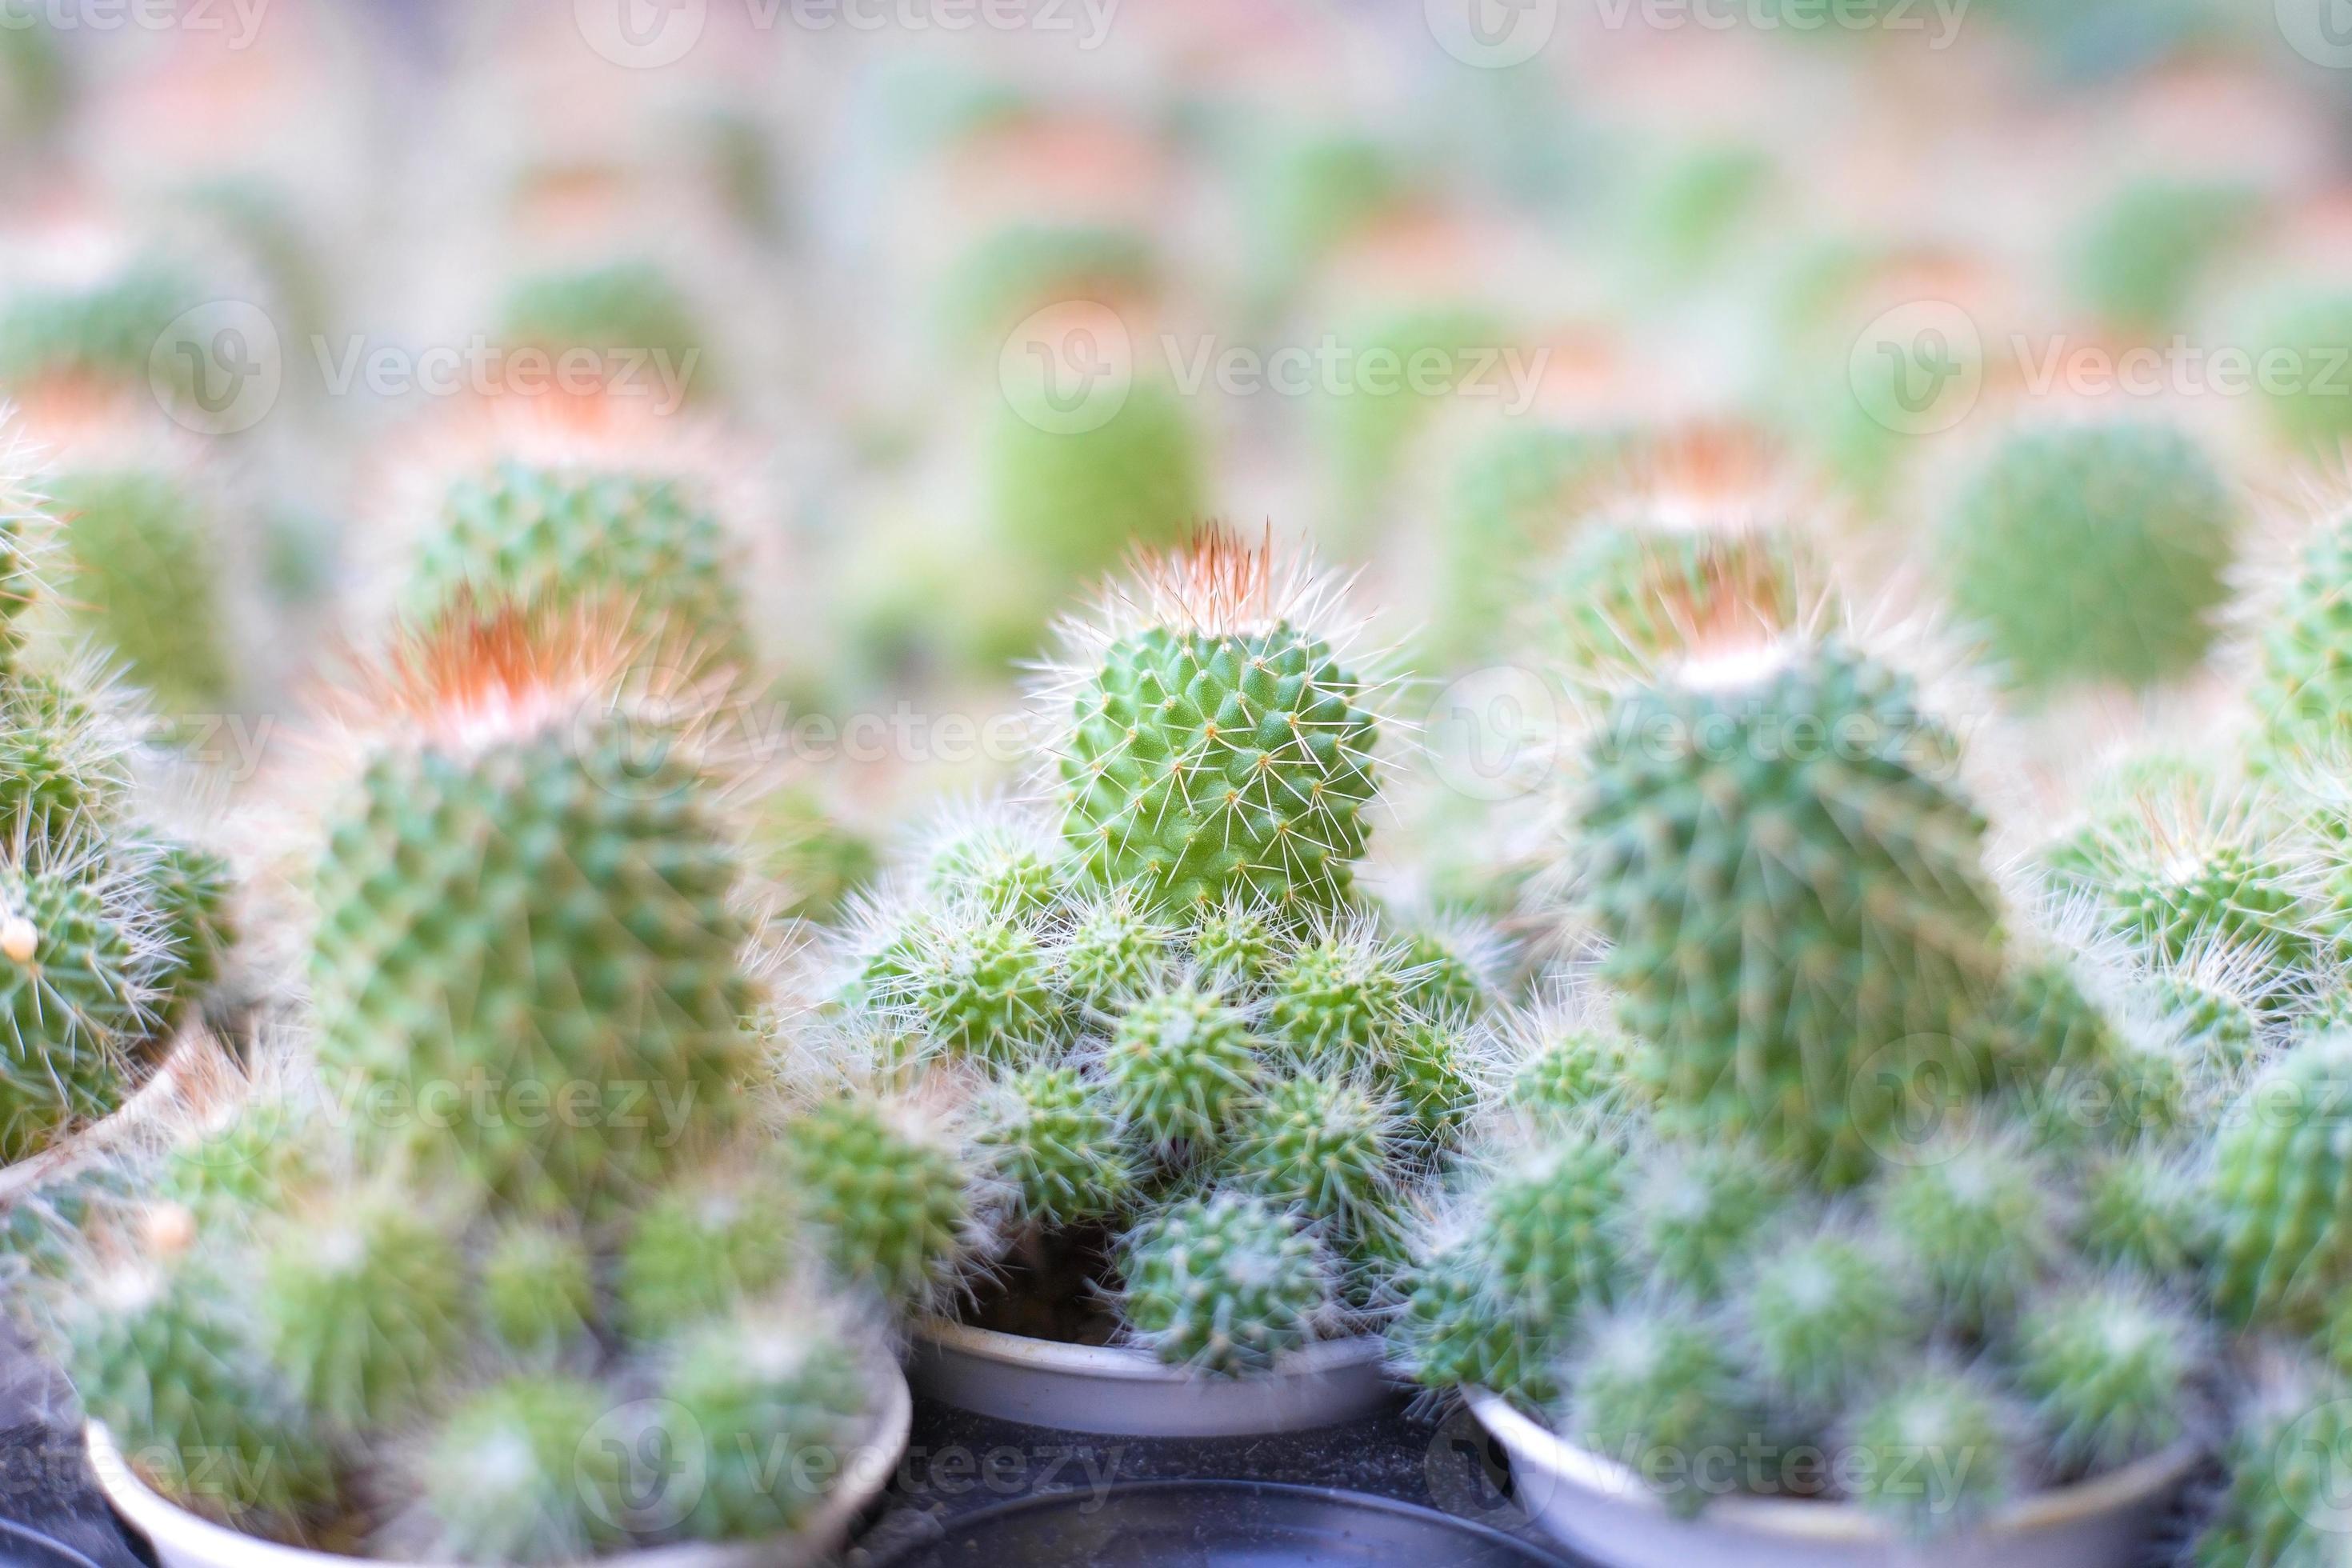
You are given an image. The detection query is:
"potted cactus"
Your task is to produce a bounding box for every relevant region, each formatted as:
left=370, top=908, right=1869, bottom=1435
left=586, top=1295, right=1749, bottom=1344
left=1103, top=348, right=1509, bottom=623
left=814, top=532, right=1502, bottom=1435
left=26, top=609, right=910, bottom=1567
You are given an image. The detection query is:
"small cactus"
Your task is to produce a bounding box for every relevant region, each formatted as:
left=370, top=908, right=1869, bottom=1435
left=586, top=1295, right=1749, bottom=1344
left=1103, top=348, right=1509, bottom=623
left=496, top=258, right=706, bottom=396
left=1185, top=896, right=1285, bottom=991
left=1118, top=1190, right=1332, bottom=1374
left=42, top=466, right=235, bottom=712
left=2190, top=1367, right=2352, bottom=1566
left=2074, top=1146, right=2215, bottom=1284
left=618, top=1171, right=794, bottom=1338
left=258, top=1190, right=466, bottom=1430
left=1875, top=1132, right=2060, bottom=1330
left=1566, top=1300, right=1757, bottom=1519
left=1263, top=921, right=1411, bottom=1073
left=1054, top=890, right=1174, bottom=1014
left=408, top=1373, right=623, bottom=1566
left=921, top=805, right=1058, bottom=916
left=978, top=1062, right=1138, bottom=1230
left=1223, top=1069, right=1402, bottom=1238
left=1098, top=982, right=1262, bottom=1155
left=881, top=901, right=1063, bottom=1066
left=481, top=1221, right=595, bottom=1362
left=773, top=1095, right=971, bottom=1311
left=1844, top=1369, right=2018, bottom=1538
left=2251, top=500, right=2352, bottom=765
left=2210, top=1030, right=2352, bottom=1330
left=1737, top=1226, right=1913, bottom=1414
left=2014, top=1279, right=2199, bottom=1478
left=1620, top=1140, right=1790, bottom=1299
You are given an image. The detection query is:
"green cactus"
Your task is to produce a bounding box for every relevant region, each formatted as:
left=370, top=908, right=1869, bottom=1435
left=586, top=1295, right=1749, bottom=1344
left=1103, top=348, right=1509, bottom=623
left=654, top=1307, right=874, bottom=1542
left=1099, top=982, right=1262, bottom=1155
left=481, top=1221, right=595, bottom=1361
left=2014, top=1280, right=2198, bottom=1478
left=1390, top=1240, right=1554, bottom=1406
left=496, top=258, right=706, bottom=393
left=1185, top=897, right=1286, bottom=991
left=2211, top=1030, right=2352, bottom=1330
left=618, top=1172, right=794, bottom=1338
left=1398, top=918, right=1498, bottom=1022
left=1846, top=1370, right=2016, bottom=1538
left=1223, top=1070, right=1400, bottom=1235
left=1433, top=423, right=1618, bottom=664
left=1390, top=1018, right=1484, bottom=1147
left=1119, top=1190, right=1331, bottom=1374
left=2250, top=289, right=2352, bottom=452
left=978, top=1062, right=1138, bottom=1230
left=0, top=856, right=157, bottom=1162
left=1054, top=891, right=1174, bottom=1013
left=308, top=626, right=753, bottom=1214
left=774, top=1096, right=970, bottom=1310
left=63, top=1230, right=334, bottom=1529
left=1052, top=534, right=1382, bottom=916
left=1566, top=1302, right=1757, bottom=1518
left=154, top=1089, right=315, bottom=1220
left=922, top=808, right=1057, bottom=916
left=137, top=834, right=234, bottom=1034
left=2190, top=1370, right=2352, bottom=1567
left=1940, top=422, right=2235, bottom=691
left=1876, top=1133, right=2060, bottom=1330
left=410, top=1373, right=623, bottom=1566
left=1572, top=636, right=2004, bottom=1186
left=1622, top=1141, right=1790, bottom=1299
left=2075, top=1146, right=2215, bottom=1284
left=258, top=1192, right=466, bottom=1430
left=1737, top=1227, right=1912, bottom=1414
left=1502, top=1014, right=1646, bottom=1128
left=1264, top=925, right=1410, bottom=1073
left=2251, top=503, right=2352, bottom=766
left=1315, top=304, right=1503, bottom=526
left=934, top=222, right=1157, bottom=360
left=2069, top=179, right=2258, bottom=334
left=2142, top=962, right=2263, bottom=1086
left=42, top=467, right=234, bottom=712
left=406, top=461, right=747, bottom=665
left=882, top=902, right=1062, bottom=1065
left=1470, top=1133, right=1626, bottom=1342
left=0, top=258, right=200, bottom=391
left=0, top=669, right=137, bottom=850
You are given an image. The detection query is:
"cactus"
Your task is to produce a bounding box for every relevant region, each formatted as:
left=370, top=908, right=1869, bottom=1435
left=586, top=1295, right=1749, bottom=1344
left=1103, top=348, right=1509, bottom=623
left=2014, top=1279, right=2198, bottom=1477
left=1876, top=1132, right=2061, bottom=1330
left=750, top=782, right=878, bottom=924
left=880, top=901, right=1062, bottom=1065
left=1390, top=1239, right=1554, bottom=1405
left=1940, top=422, right=2235, bottom=691
left=2074, top=1146, right=2215, bottom=1285
left=2069, top=179, right=2258, bottom=334
left=2250, top=288, right=2352, bottom=452
left=137, top=834, right=234, bottom=1034
left=1621, top=1140, right=1790, bottom=1299
left=934, top=222, right=1157, bottom=360
left=2190, top=1369, right=2352, bottom=1567
left=1737, top=1226, right=1912, bottom=1414
left=1316, top=304, right=1503, bottom=524
left=0, top=667, right=138, bottom=850
left=410, top=1373, right=623, bottom=1566
left=481, top=1221, right=595, bottom=1361
left=1048, top=530, right=1382, bottom=917
left=774, top=1095, right=971, bottom=1310
left=2077, top=809, right=2330, bottom=997
left=2211, top=1030, right=2352, bottom=1330
left=0, top=258, right=200, bottom=392
left=1502, top=1011, right=1645, bottom=1128
left=1118, top=1190, right=1332, bottom=1374
left=1566, top=1301, right=1757, bottom=1518
left=155, top=1089, right=315, bottom=1221
left=496, top=259, right=706, bottom=392
left=1470, top=1133, right=1626, bottom=1340
left=307, top=614, right=753, bottom=1214
left=922, top=806, right=1057, bottom=916
left=59, top=1214, right=332, bottom=1529
left=42, top=467, right=234, bottom=712
left=258, top=1191, right=466, bottom=1430
left=1570, top=634, right=2004, bottom=1186
left=1224, top=1070, right=1401, bottom=1235
left=978, top=1062, right=1138, bottom=1230
left=1845, top=1369, right=2017, bottom=1538
left=1433, top=423, right=1618, bottom=664
left=2251, top=502, right=2352, bottom=766
left=1098, top=982, right=1262, bottom=1155
left=406, top=461, right=747, bottom=665
left=1397, top=917, right=1500, bottom=1022
left=0, top=850, right=162, bottom=1162
left=1054, top=891, right=1174, bottom=1014
left=1264, top=922, right=1411, bottom=1073
left=654, top=1307, right=874, bottom=1542
left=1390, top=1018, right=1484, bottom=1147
left=1185, top=897, right=1285, bottom=991
left=618, top=1172, right=794, bottom=1338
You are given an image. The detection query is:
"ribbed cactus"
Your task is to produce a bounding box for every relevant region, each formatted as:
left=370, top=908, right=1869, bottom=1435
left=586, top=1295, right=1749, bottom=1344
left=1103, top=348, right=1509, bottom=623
left=880, top=901, right=1062, bottom=1066
left=1941, top=422, right=2235, bottom=691
left=1845, top=1370, right=2017, bottom=1538
left=0, top=851, right=161, bottom=1162
left=1621, top=1140, right=1790, bottom=1299
left=1119, top=1190, right=1331, bottom=1374
left=496, top=259, right=706, bottom=392
left=2014, top=1280, right=2198, bottom=1477
left=481, top=1221, right=594, bottom=1362
left=1737, top=1226, right=1912, bottom=1414
left=1875, top=1133, right=2059, bottom=1330
left=1048, top=531, right=1382, bottom=917
left=406, top=462, right=746, bottom=665
left=774, top=1095, right=970, bottom=1311
left=922, top=807, right=1058, bottom=916
left=137, top=834, right=235, bottom=1034
left=1264, top=922, right=1411, bottom=1073
left=1571, top=634, right=2004, bottom=1186
left=307, top=614, right=752, bottom=1214
left=2251, top=502, right=2352, bottom=766
left=0, top=668, right=138, bottom=850
left=1566, top=1302, right=1757, bottom=1518
left=42, top=467, right=234, bottom=712
left=258, top=1191, right=466, bottom=1431
left=1185, top=897, right=1284, bottom=991
left=410, top=1373, right=622, bottom=1566
left=1054, top=891, right=1174, bottom=1014
left=978, top=1062, right=1138, bottom=1230
left=2210, top=1030, right=2352, bottom=1330
left=618, top=1171, right=794, bottom=1338
left=1224, top=1070, right=1400, bottom=1238
left=2191, top=1370, right=2352, bottom=1567
left=1098, top=982, right=1262, bottom=1154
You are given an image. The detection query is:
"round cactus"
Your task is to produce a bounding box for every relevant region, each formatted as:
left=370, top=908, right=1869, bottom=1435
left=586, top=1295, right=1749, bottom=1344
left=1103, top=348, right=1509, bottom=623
left=1049, top=531, right=1382, bottom=917
left=1397, top=918, right=1499, bottom=1022
left=61, top=1222, right=332, bottom=1528
left=884, top=902, right=1063, bottom=1066
left=1054, top=892, right=1174, bottom=1014
left=2211, top=1030, right=2352, bottom=1330
left=654, top=1307, right=874, bottom=1542
left=1939, top=422, right=2235, bottom=691
left=258, top=1192, right=466, bottom=1430
left=0, top=855, right=158, bottom=1162
left=481, top=1221, right=595, bottom=1361
left=2069, top=179, right=2258, bottom=335
left=978, top=1062, right=1138, bottom=1230
left=1875, top=1132, right=2060, bottom=1330
left=1845, top=1370, right=2017, bottom=1538
left=2074, top=1146, right=2215, bottom=1284
left=0, top=669, right=137, bottom=850
left=0, top=257, right=199, bottom=391
left=1264, top=924, right=1410, bottom=1073
left=1223, top=1070, right=1400, bottom=1234
left=1571, top=634, right=2004, bottom=1186
left=2251, top=502, right=2352, bottom=766
left=1118, top=1190, right=1331, bottom=1374
left=922, top=809, right=1058, bottom=916
left=2014, top=1280, right=2198, bottom=1478
left=1390, top=1018, right=1484, bottom=1147
left=154, top=1090, right=316, bottom=1221
left=1185, top=897, right=1286, bottom=991
left=618, top=1173, right=794, bottom=1338
left=1738, top=1227, right=1912, bottom=1414
left=2250, top=288, right=2352, bottom=452
left=1503, top=1014, right=1645, bottom=1128
left=496, top=258, right=706, bottom=391
left=1474, top=1133, right=1626, bottom=1334
left=2190, top=1369, right=2352, bottom=1566
left=410, top=1373, right=623, bottom=1566
left=1566, top=1301, right=1757, bottom=1519
left=307, top=615, right=752, bottom=1214
left=1433, top=422, right=1618, bottom=664
left=42, top=467, right=234, bottom=713
left=1098, top=982, right=1262, bottom=1154
left=406, top=461, right=746, bottom=664
left=774, top=1096, right=970, bottom=1310
left=1622, top=1140, right=1790, bottom=1299
left=2142, top=964, right=2263, bottom=1086
left=1390, top=1240, right=1554, bottom=1406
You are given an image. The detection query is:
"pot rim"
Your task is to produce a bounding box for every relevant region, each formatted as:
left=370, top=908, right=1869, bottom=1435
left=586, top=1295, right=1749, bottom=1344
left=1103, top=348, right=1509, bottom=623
left=1465, top=1388, right=2200, bottom=1543
left=913, top=1315, right=1387, bottom=1382
left=86, top=1362, right=912, bottom=1568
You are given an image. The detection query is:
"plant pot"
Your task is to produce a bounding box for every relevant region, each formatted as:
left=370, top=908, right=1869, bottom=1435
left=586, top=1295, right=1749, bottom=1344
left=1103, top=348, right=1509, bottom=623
left=85, top=1361, right=912, bottom=1568
left=1466, top=1390, right=2198, bottom=1568
left=906, top=1318, right=1392, bottom=1437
